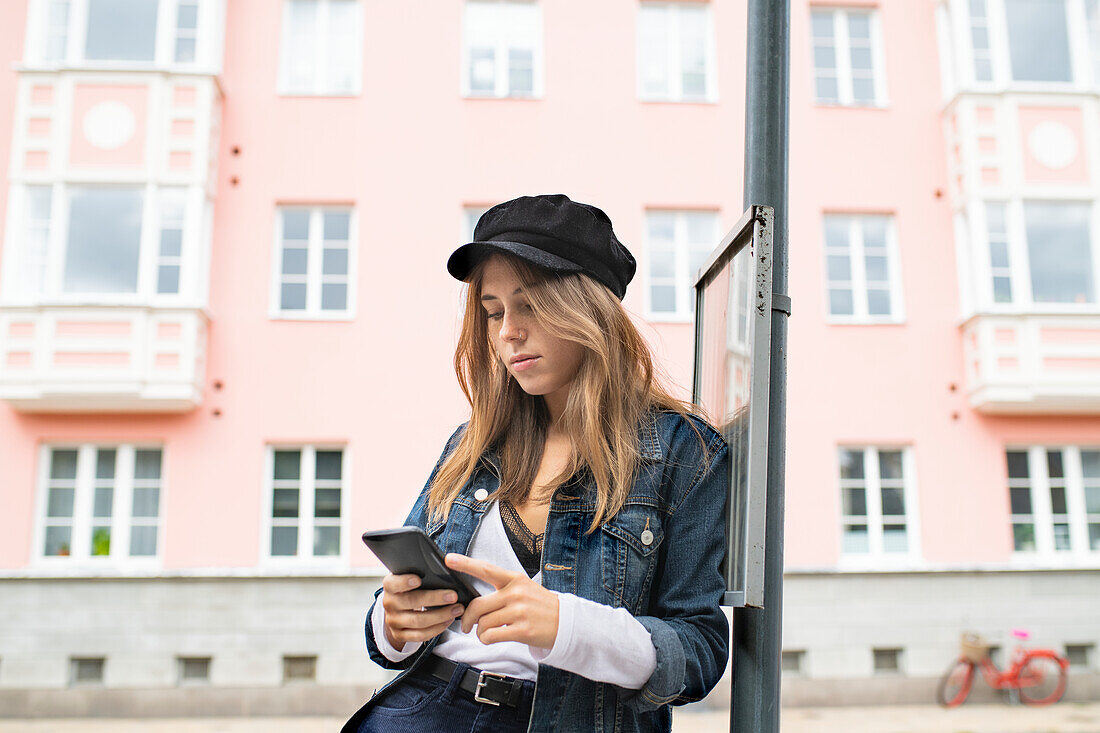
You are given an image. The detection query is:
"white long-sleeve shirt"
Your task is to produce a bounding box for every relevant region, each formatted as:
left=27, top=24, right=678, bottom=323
left=371, top=500, right=658, bottom=689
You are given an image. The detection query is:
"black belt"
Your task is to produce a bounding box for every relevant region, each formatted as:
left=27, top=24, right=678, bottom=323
left=419, top=654, right=528, bottom=709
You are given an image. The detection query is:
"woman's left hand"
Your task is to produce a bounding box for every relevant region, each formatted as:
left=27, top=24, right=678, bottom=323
left=444, top=553, right=559, bottom=650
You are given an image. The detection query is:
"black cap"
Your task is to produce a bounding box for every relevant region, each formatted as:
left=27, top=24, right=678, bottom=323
left=447, top=194, right=637, bottom=300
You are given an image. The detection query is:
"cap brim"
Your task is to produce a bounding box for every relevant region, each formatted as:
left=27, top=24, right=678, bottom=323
left=447, top=241, right=586, bottom=282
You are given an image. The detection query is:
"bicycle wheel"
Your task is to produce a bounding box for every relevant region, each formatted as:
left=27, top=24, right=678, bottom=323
left=1017, top=654, right=1067, bottom=705
left=936, top=659, right=975, bottom=707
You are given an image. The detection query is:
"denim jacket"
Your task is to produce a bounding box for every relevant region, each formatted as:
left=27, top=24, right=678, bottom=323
left=345, top=408, right=730, bottom=733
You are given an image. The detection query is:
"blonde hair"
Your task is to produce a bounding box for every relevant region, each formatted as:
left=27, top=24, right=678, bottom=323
left=429, top=252, right=714, bottom=531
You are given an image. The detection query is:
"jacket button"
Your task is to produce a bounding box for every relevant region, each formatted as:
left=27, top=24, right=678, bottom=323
left=474, top=488, right=488, bottom=501
left=640, top=529, right=654, bottom=546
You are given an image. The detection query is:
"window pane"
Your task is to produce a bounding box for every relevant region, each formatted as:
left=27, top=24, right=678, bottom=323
left=93, top=487, right=113, bottom=517
left=865, top=255, right=888, bottom=281
left=829, top=289, right=854, bottom=315
left=272, top=526, right=297, bottom=556
left=47, top=487, right=75, bottom=517
left=321, top=283, right=347, bottom=310
left=282, top=210, right=310, bottom=241
left=160, top=229, right=182, bottom=257
left=1013, top=522, right=1036, bottom=551
left=843, top=525, right=869, bottom=553
left=1089, top=523, right=1100, bottom=551
left=64, top=188, right=143, bottom=294
left=285, top=0, right=318, bottom=90
left=1053, top=523, right=1071, bottom=550
left=1024, top=202, right=1094, bottom=303
left=650, top=249, right=674, bottom=279
left=867, top=289, right=892, bottom=316
left=177, top=3, right=198, bottom=28
left=993, top=276, right=1013, bottom=303
left=1086, top=486, right=1100, bottom=514
left=45, top=526, right=72, bottom=556
left=281, top=283, right=307, bottom=310
left=839, top=449, right=865, bottom=479
left=175, top=37, right=196, bottom=64
left=96, top=449, right=116, bottom=479
left=814, top=45, right=836, bottom=70
left=1081, top=450, right=1100, bottom=478
left=1047, top=450, right=1064, bottom=478
left=1010, top=486, right=1033, bottom=514
left=135, top=449, right=162, bottom=479
left=51, top=450, right=78, bottom=480
left=879, top=450, right=903, bottom=479
left=130, top=525, right=156, bottom=556
left=282, top=248, right=308, bottom=276
left=1004, top=0, right=1073, bottom=82
left=470, top=48, right=495, bottom=93
left=325, top=0, right=358, bottom=92
left=315, top=488, right=341, bottom=518
left=90, top=526, right=111, bottom=556
left=883, top=525, right=908, bottom=552
left=843, top=487, right=866, bottom=517
left=881, top=487, right=905, bottom=516
left=815, top=76, right=839, bottom=103
left=848, top=14, right=871, bottom=40
left=274, top=451, right=301, bottom=480
left=824, top=217, right=849, bottom=248
left=315, top=450, right=342, bottom=480
left=1050, top=486, right=1067, bottom=514
left=651, top=285, right=676, bottom=313
left=827, top=254, right=851, bottom=281
left=323, top=211, right=349, bottom=240
left=273, top=489, right=300, bottom=518
left=811, top=11, right=834, bottom=38
left=850, top=47, right=872, bottom=71
left=157, top=265, right=180, bottom=294
left=322, top=248, right=348, bottom=276
left=85, top=0, right=159, bottom=61
left=508, top=47, right=534, bottom=94
left=314, top=526, right=340, bottom=556
left=1007, top=451, right=1030, bottom=478
left=132, top=487, right=159, bottom=517
left=851, top=78, right=875, bottom=104
left=975, top=57, right=993, bottom=81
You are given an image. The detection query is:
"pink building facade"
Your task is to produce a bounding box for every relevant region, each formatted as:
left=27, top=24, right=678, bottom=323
left=0, top=0, right=1097, bottom=713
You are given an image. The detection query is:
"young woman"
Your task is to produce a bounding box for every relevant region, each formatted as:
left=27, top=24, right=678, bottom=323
left=342, top=194, right=730, bottom=733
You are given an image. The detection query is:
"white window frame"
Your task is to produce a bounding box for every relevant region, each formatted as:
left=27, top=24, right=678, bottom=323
left=23, top=0, right=217, bottom=71
left=1, top=183, right=199, bottom=305
left=276, top=0, right=363, bottom=96
left=837, top=446, right=922, bottom=568
left=32, top=443, right=165, bottom=570
left=810, top=6, right=889, bottom=107
left=973, top=199, right=1100, bottom=312
left=636, top=1, right=718, bottom=103
left=461, top=0, right=544, bottom=99
left=269, top=205, right=357, bottom=320
left=642, top=209, right=720, bottom=322
left=1007, top=445, right=1100, bottom=564
left=822, top=213, right=906, bottom=324
left=261, top=445, right=350, bottom=566
left=954, top=0, right=1098, bottom=90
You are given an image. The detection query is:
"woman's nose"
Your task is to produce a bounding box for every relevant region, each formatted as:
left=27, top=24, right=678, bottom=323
left=500, top=313, right=525, bottom=341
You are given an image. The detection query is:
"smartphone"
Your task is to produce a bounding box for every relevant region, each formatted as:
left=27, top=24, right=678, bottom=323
left=361, top=527, right=481, bottom=607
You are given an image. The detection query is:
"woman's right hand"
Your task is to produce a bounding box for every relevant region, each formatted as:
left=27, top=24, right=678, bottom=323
left=381, top=573, right=465, bottom=648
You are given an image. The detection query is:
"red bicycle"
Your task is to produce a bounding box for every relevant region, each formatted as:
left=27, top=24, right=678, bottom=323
left=937, top=630, right=1069, bottom=707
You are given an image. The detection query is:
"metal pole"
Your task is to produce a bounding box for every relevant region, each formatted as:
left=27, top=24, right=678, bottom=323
left=732, top=0, right=790, bottom=730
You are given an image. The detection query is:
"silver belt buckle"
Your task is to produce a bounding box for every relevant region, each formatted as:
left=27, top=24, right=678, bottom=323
left=474, top=670, right=508, bottom=706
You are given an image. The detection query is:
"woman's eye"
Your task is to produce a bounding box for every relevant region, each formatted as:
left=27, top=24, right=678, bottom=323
left=487, top=312, right=503, bottom=321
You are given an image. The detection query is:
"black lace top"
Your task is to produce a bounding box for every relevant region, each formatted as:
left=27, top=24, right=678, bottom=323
left=499, top=500, right=544, bottom=578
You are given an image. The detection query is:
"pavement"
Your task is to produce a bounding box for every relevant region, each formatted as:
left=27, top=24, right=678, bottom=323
left=0, top=703, right=1099, bottom=733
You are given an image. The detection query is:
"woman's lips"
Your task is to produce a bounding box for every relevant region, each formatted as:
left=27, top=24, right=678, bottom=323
left=512, top=356, right=541, bottom=372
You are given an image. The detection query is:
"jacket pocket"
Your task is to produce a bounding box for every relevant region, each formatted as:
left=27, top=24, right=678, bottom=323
left=600, top=502, right=664, bottom=613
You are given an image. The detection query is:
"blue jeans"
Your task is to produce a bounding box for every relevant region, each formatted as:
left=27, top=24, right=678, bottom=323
left=356, top=661, right=535, bottom=733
